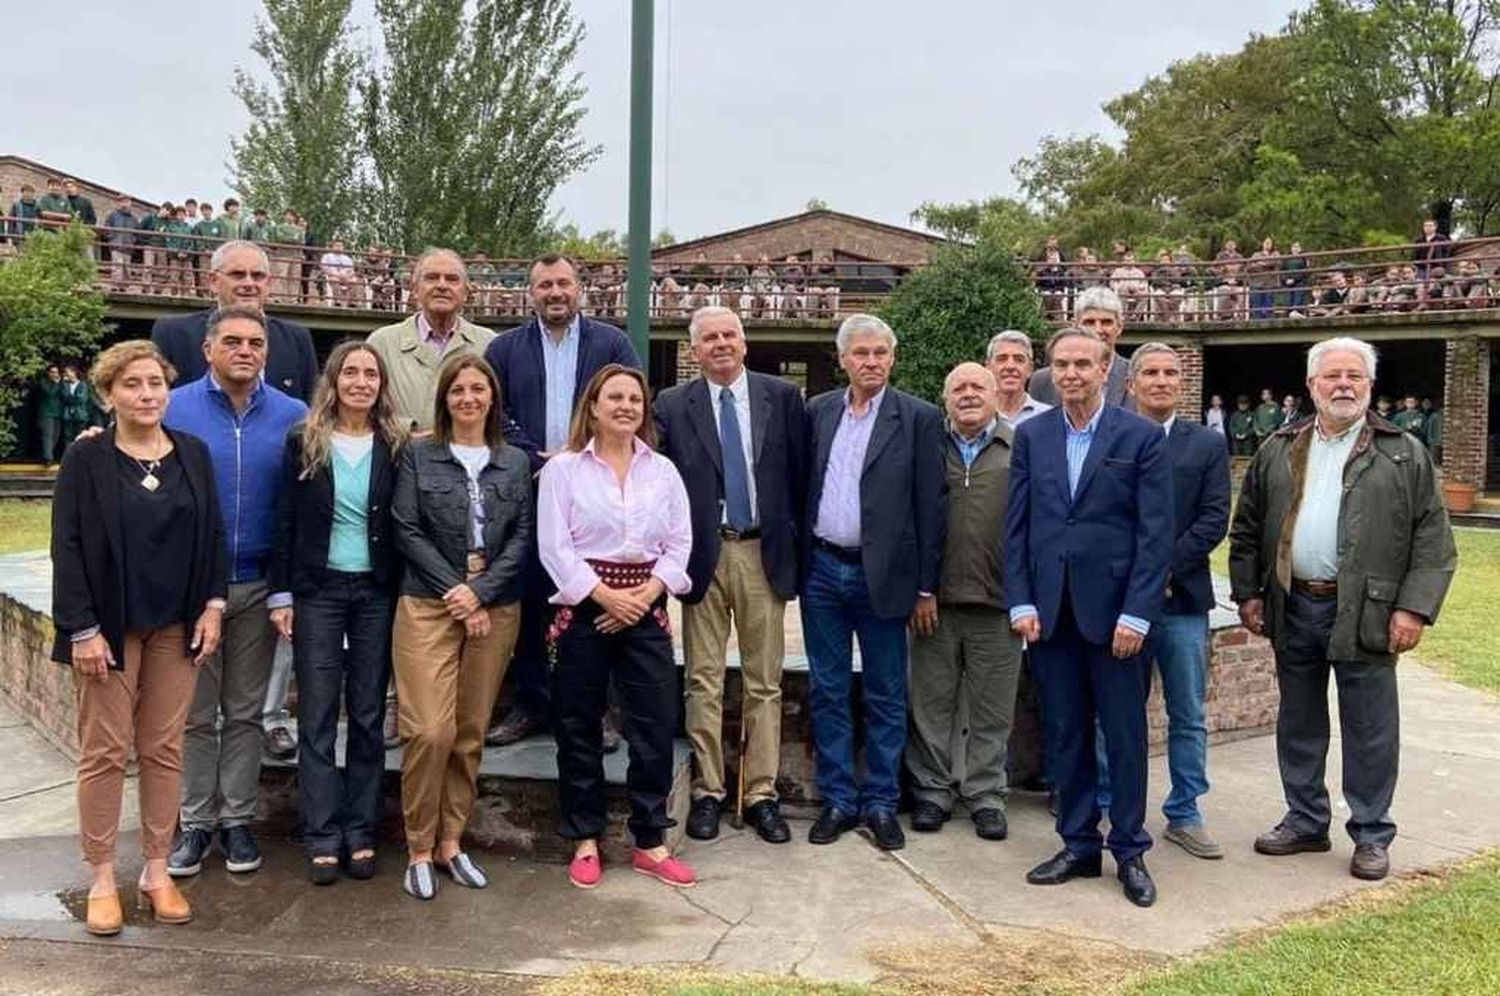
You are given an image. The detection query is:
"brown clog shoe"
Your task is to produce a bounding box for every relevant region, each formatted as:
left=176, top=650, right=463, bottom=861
left=138, top=881, right=193, bottom=925
left=85, top=891, right=123, bottom=936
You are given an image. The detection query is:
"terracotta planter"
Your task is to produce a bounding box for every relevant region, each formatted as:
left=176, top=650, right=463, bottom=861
left=1443, top=481, right=1478, bottom=514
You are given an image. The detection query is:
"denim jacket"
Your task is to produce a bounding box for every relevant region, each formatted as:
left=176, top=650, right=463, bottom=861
left=391, top=436, right=533, bottom=605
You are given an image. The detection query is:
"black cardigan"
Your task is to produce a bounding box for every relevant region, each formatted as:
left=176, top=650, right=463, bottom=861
left=50, top=427, right=229, bottom=667
left=268, top=430, right=401, bottom=597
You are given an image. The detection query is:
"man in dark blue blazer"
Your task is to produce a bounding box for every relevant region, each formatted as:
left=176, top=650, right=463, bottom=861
left=150, top=240, right=319, bottom=403
left=1125, top=344, right=1231, bottom=860
left=655, top=306, right=807, bottom=844
left=1004, top=327, right=1172, bottom=907
left=483, top=253, right=641, bottom=746
left=801, top=314, right=947, bottom=852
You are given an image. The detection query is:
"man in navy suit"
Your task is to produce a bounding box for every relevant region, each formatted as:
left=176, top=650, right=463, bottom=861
left=1127, top=344, right=1231, bottom=859
left=150, top=240, right=319, bottom=403
left=802, top=314, right=947, bottom=851
left=483, top=253, right=641, bottom=746
left=655, top=307, right=807, bottom=844
left=1005, top=327, right=1172, bottom=906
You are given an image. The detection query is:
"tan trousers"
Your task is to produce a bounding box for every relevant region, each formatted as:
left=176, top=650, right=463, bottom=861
left=682, top=538, right=786, bottom=805
left=75, top=628, right=197, bottom=864
left=392, top=596, right=520, bottom=852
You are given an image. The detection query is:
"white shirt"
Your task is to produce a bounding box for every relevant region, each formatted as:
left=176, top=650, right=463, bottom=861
left=1160, top=415, right=1176, bottom=437
left=998, top=394, right=1051, bottom=428
left=450, top=443, right=492, bottom=548
left=1290, top=418, right=1363, bottom=581
left=331, top=431, right=374, bottom=464
left=1205, top=407, right=1225, bottom=434
left=707, top=368, right=758, bottom=524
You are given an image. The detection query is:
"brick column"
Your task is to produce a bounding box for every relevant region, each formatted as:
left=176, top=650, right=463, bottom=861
left=1177, top=341, right=1204, bottom=423
left=674, top=338, right=699, bottom=386
left=1442, top=337, right=1490, bottom=488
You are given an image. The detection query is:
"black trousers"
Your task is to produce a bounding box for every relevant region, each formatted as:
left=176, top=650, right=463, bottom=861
left=550, top=598, right=676, bottom=848
left=293, top=571, right=394, bottom=856
left=1030, top=595, right=1153, bottom=862
left=1276, top=590, right=1400, bottom=846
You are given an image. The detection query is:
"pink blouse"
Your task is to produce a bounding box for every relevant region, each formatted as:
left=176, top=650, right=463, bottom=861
left=537, top=437, right=693, bottom=605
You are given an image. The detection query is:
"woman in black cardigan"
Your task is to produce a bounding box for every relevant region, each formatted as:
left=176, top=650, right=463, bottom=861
left=269, top=340, right=406, bottom=885
left=51, top=340, right=227, bottom=937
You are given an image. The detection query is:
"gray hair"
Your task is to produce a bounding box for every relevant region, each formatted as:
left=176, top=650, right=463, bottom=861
left=986, top=329, right=1035, bottom=364
left=410, top=247, right=469, bottom=286
left=209, top=239, right=270, bottom=273
left=1045, top=326, right=1108, bottom=362
left=1307, top=336, right=1377, bottom=379
left=205, top=305, right=267, bottom=340
left=688, top=305, right=743, bottom=344
left=1072, top=285, right=1124, bottom=321
left=836, top=313, right=897, bottom=353
left=1128, top=342, right=1179, bottom=379
left=943, top=362, right=997, bottom=397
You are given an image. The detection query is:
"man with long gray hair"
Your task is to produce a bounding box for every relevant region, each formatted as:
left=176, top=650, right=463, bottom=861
left=1230, top=336, right=1456, bottom=882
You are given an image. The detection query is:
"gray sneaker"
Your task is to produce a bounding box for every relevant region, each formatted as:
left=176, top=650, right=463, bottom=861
left=1164, top=823, right=1224, bottom=860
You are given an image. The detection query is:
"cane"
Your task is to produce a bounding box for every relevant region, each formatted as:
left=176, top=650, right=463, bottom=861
left=731, top=702, right=748, bottom=830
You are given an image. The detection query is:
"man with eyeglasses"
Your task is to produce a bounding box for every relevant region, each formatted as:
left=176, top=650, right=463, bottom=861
left=150, top=239, right=319, bottom=403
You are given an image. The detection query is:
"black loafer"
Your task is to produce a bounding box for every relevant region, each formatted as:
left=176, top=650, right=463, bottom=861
left=910, top=800, right=950, bottom=833
left=1117, top=855, right=1157, bottom=907
left=1026, top=849, right=1103, bottom=885
left=686, top=796, right=722, bottom=841
left=972, top=808, right=1008, bottom=841
left=743, top=799, right=791, bottom=844
left=864, top=810, right=905, bottom=851
left=808, top=805, right=859, bottom=845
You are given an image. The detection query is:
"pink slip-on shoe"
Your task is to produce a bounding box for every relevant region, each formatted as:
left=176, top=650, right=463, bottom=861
left=568, top=852, right=602, bottom=889
left=632, top=849, right=697, bottom=888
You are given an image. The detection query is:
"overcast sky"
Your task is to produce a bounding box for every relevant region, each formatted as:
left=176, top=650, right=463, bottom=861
left=2, top=1, right=1303, bottom=241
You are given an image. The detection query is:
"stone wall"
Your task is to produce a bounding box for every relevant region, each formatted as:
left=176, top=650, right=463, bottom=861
left=0, top=594, right=75, bottom=758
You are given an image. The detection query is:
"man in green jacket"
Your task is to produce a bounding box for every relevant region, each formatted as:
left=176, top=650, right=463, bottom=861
left=163, top=207, right=196, bottom=296
left=269, top=210, right=306, bottom=303
left=1227, top=395, right=1256, bottom=457
left=35, top=178, right=72, bottom=222
left=35, top=364, right=63, bottom=465
left=1391, top=395, right=1426, bottom=438
left=243, top=208, right=273, bottom=243
left=1230, top=336, right=1456, bottom=883
left=1252, top=388, right=1282, bottom=448
left=59, top=364, right=93, bottom=441
left=905, top=361, right=1020, bottom=843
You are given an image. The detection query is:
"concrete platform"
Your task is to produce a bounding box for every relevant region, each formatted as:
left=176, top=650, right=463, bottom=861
left=0, top=663, right=1495, bottom=987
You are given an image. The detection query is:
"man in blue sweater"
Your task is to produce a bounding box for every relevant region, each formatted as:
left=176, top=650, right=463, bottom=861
left=164, top=306, right=307, bottom=878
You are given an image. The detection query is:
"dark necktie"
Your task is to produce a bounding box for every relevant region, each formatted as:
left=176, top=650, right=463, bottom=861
left=719, top=386, right=753, bottom=530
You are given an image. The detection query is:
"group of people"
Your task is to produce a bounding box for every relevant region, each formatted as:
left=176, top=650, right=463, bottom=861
left=1207, top=388, right=1443, bottom=462
left=50, top=252, right=1457, bottom=936
left=32, top=363, right=100, bottom=466
left=1030, top=220, right=1478, bottom=323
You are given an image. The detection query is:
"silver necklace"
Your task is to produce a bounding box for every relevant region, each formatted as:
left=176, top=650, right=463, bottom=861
left=123, top=437, right=166, bottom=491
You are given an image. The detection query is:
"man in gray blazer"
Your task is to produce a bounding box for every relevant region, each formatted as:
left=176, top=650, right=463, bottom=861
left=1028, top=285, right=1133, bottom=411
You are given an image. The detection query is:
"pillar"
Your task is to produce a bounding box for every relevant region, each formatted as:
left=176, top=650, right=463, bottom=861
left=1442, top=336, right=1490, bottom=489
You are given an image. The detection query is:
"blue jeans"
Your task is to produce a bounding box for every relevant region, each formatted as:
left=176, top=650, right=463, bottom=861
left=294, top=571, right=394, bottom=857
left=1250, top=289, right=1276, bottom=319
left=799, top=547, right=909, bottom=816
left=1096, top=612, right=1210, bottom=827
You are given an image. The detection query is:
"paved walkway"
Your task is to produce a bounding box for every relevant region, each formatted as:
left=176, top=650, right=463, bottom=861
left=0, top=662, right=1495, bottom=988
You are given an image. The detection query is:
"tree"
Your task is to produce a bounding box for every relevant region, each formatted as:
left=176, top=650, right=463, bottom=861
left=910, top=196, right=1047, bottom=252
left=228, top=0, right=365, bottom=242
left=880, top=242, right=1045, bottom=405
left=0, top=225, right=107, bottom=453
left=361, top=0, right=601, bottom=255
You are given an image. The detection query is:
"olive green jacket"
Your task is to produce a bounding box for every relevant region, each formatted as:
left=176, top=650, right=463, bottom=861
left=1229, top=413, right=1457, bottom=664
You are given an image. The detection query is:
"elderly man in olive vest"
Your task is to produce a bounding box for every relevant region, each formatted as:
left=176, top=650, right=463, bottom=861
left=1230, top=336, right=1456, bottom=883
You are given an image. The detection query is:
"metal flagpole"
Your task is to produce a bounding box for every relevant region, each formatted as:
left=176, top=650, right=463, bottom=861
left=626, top=0, right=655, bottom=364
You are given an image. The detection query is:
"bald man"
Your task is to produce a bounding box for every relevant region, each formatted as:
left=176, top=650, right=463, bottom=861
left=905, top=362, right=1022, bottom=841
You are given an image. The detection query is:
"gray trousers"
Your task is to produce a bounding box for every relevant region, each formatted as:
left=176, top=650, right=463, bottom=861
left=262, top=637, right=294, bottom=731
left=905, top=604, right=1023, bottom=812
left=180, top=579, right=277, bottom=830
left=1275, top=590, right=1400, bottom=846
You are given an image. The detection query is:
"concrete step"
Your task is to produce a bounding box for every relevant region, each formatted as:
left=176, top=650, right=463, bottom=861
left=259, top=730, right=691, bottom=863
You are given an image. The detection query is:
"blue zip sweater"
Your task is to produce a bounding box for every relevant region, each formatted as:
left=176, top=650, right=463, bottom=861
left=165, top=374, right=307, bottom=585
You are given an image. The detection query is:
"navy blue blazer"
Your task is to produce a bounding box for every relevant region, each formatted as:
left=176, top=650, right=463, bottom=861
left=1164, top=418, right=1231, bottom=616
left=802, top=386, right=947, bottom=619
left=484, top=316, right=640, bottom=472
left=1003, top=403, right=1173, bottom=646
left=150, top=310, right=320, bottom=403
left=655, top=372, right=808, bottom=603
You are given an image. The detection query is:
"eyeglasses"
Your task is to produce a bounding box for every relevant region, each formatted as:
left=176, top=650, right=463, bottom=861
left=218, top=269, right=272, bottom=283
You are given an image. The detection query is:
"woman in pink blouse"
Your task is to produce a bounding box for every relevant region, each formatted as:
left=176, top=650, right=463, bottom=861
left=537, top=363, right=696, bottom=890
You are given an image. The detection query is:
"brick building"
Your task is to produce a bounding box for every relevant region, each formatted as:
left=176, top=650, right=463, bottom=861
left=0, top=154, right=156, bottom=219
left=653, top=207, right=945, bottom=268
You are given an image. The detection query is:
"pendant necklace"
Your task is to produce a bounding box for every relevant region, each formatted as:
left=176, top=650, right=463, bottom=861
left=127, top=438, right=165, bottom=491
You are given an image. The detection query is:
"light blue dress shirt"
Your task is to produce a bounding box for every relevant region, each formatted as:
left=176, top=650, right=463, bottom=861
left=539, top=315, right=581, bottom=453
left=813, top=387, right=885, bottom=548
left=1010, top=401, right=1150, bottom=637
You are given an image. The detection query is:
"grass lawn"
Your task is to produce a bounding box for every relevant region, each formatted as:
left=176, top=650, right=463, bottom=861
left=0, top=500, right=50, bottom=555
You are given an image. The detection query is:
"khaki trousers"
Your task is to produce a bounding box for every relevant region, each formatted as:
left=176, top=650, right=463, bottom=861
left=392, top=596, right=520, bottom=852
left=75, top=628, right=197, bottom=864
left=682, top=538, right=786, bottom=805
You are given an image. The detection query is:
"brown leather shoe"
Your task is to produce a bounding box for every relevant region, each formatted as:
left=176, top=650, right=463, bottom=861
left=1253, top=823, right=1332, bottom=856
left=138, top=881, right=193, bottom=925
left=1350, top=843, right=1390, bottom=881
left=85, top=891, right=123, bottom=936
